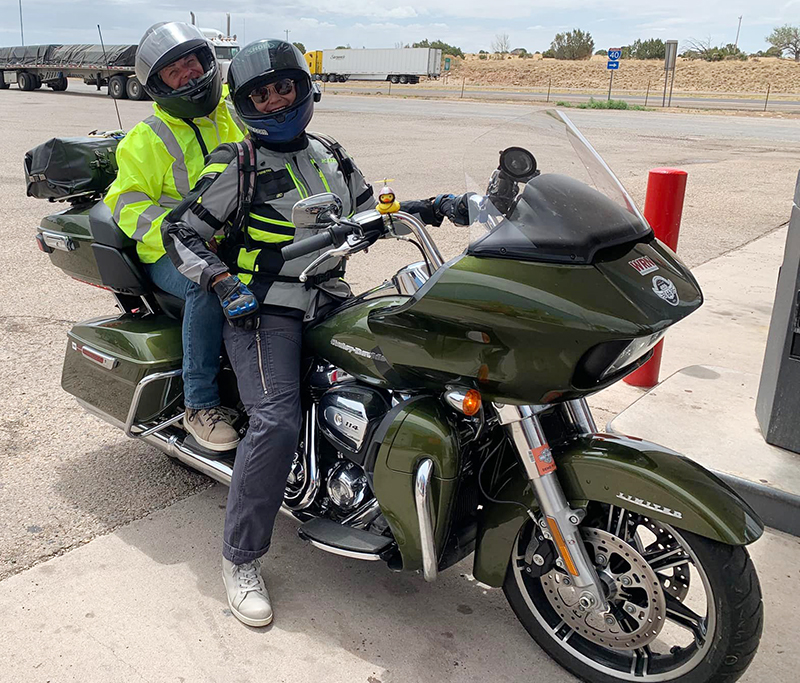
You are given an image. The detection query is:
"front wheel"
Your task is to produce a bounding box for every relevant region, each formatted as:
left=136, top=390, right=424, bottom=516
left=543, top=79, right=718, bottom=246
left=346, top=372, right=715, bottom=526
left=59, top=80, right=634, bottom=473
left=503, top=504, right=763, bottom=683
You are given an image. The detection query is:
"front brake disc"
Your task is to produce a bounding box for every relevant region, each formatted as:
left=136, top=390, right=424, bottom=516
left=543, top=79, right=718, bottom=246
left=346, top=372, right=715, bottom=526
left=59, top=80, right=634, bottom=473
left=540, top=527, right=666, bottom=650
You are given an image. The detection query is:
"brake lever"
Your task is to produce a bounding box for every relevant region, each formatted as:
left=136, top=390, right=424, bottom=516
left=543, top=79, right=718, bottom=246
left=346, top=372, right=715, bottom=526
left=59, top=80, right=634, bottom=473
left=298, top=237, right=359, bottom=283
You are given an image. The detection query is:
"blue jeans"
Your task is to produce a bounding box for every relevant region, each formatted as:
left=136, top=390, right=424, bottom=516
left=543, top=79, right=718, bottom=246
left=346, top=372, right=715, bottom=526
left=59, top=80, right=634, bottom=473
left=144, top=255, right=225, bottom=410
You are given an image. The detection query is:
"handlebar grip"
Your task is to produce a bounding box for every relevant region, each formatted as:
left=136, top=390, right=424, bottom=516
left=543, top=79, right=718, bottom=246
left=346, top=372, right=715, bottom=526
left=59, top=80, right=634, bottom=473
left=281, top=225, right=351, bottom=261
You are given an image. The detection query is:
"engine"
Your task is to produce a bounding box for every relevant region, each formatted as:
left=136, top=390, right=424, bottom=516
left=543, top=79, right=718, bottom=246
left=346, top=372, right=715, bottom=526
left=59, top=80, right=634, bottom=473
left=317, top=383, right=392, bottom=465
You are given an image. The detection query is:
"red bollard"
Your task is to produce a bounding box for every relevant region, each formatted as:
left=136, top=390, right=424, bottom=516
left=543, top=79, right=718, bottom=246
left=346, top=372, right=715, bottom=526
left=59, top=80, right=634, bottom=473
left=623, top=168, right=688, bottom=388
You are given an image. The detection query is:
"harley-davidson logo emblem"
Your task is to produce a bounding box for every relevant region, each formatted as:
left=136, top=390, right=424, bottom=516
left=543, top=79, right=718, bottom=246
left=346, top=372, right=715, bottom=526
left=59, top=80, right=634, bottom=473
left=651, top=275, right=680, bottom=306
left=629, top=256, right=658, bottom=276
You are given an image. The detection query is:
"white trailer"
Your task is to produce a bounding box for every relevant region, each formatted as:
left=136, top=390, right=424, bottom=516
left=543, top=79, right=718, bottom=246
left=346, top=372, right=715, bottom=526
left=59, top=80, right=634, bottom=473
left=310, top=48, right=442, bottom=84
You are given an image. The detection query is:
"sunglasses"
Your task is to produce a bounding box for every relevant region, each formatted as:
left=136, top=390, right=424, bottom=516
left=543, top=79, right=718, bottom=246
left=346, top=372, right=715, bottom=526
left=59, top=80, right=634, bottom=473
left=249, top=78, right=296, bottom=104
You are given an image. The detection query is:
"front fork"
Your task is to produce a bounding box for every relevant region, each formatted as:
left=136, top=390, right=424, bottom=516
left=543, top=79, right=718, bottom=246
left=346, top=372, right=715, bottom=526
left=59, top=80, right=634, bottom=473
left=495, top=399, right=609, bottom=613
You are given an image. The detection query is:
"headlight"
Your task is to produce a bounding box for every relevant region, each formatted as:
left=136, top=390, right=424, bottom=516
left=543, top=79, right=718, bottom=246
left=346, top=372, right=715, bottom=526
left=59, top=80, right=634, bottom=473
left=573, top=331, right=666, bottom=389
left=601, top=331, right=666, bottom=379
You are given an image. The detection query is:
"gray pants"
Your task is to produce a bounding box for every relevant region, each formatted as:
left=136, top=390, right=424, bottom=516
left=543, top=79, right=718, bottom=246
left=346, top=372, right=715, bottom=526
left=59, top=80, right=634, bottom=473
left=221, top=313, right=303, bottom=565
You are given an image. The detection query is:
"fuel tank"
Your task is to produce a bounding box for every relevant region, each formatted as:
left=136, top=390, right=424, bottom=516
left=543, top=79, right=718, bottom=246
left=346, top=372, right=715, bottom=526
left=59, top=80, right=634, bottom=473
left=305, top=295, right=410, bottom=388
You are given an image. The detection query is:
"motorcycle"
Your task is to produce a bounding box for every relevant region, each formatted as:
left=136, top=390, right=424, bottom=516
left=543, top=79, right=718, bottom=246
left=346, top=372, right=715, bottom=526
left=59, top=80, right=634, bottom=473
left=34, top=111, right=763, bottom=683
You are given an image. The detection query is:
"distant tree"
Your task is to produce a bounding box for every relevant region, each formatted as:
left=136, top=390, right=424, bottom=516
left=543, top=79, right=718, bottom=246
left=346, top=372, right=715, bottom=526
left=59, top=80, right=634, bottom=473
left=630, top=38, right=665, bottom=59
left=550, top=29, right=594, bottom=60
left=541, top=48, right=556, bottom=58
left=413, top=39, right=464, bottom=58
left=292, top=41, right=306, bottom=54
left=767, top=25, right=800, bottom=61
left=753, top=46, right=784, bottom=57
left=684, top=37, right=747, bottom=61
left=492, top=33, right=511, bottom=54
left=511, top=47, right=527, bottom=56
left=335, top=45, right=350, bottom=49
left=595, top=49, right=608, bottom=56
left=479, top=53, right=488, bottom=60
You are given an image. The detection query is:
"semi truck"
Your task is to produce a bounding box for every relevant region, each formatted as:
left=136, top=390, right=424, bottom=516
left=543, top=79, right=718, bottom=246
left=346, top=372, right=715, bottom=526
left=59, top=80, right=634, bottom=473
left=0, top=31, right=239, bottom=99
left=304, top=48, right=442, bottom=84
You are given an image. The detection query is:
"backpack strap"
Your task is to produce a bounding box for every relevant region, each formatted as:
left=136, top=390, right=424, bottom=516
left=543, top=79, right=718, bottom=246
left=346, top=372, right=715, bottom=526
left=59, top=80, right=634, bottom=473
left=228, top=138, right=258, bottom=250
left=307, top=131, right=357, bottom=210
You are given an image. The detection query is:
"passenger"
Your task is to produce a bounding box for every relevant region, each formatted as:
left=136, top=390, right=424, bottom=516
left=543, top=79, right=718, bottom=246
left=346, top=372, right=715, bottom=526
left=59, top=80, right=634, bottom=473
left=105, top=22, right=244, bottom=452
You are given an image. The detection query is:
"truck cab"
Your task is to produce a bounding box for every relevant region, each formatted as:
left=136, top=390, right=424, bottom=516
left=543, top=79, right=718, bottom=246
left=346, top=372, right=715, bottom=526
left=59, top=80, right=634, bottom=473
left=200, top=28, right=240, bottom=82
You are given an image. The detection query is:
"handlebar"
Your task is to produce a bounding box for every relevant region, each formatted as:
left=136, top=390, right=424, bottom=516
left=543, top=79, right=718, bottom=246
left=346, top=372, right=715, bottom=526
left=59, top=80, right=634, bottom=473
left=281, top=224, right=353, bottom=261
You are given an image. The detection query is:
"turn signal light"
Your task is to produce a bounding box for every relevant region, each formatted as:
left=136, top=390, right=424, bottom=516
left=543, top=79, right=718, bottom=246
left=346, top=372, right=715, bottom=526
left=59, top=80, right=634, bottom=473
left=462, top=389, right=482, bottom=416
left=444, top=388, right=482, bottom=416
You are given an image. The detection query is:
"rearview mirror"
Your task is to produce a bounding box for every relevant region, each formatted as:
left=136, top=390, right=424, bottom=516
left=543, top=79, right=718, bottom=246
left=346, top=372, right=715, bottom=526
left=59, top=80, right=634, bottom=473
left=291, top=193, right=343, bottom=229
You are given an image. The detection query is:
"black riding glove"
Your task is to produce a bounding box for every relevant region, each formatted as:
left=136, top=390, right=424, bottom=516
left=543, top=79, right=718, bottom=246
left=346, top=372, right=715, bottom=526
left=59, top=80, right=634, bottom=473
left=213, top=276, right=260, bottom=330
left=433, top=192, right=474, bottom=226
left=400, top=193, right=474, bottom=227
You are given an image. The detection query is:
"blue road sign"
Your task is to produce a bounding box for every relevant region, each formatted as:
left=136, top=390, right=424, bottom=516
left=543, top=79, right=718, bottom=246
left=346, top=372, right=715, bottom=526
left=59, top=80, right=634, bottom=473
left=608, top=49, right=622, bottom=60
left=607, top=60, right=620, bottom=70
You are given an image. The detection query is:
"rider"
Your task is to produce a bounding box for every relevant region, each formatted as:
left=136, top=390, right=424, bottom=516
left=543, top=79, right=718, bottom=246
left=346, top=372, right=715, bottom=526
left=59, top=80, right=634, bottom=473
left=105, top=22, right=244, bottom=452
left=161, top=39, right=471, bottom=628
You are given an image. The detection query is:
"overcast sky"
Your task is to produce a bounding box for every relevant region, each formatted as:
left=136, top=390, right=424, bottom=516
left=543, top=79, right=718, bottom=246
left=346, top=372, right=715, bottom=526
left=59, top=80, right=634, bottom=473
left=1, top=0, right=796, bottom=54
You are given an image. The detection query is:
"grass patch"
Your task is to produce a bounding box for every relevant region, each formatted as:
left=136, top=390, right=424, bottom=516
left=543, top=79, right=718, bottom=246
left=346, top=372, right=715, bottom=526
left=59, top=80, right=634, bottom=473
left=555, top=100, right=572, bottom=107
left=577, top=97, right=646, bottom=110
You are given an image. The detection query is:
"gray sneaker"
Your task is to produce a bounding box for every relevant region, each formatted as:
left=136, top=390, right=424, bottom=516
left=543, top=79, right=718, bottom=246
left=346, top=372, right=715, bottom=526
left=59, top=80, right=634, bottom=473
left=184, top=406, right=239, bottom=452
left=222, top=557, right=273, bottom=627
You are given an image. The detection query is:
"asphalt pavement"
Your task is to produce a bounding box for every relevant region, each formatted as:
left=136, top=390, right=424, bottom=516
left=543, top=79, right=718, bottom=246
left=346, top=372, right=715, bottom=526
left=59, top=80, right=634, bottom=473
left=2, top=85, right=800, bottom=681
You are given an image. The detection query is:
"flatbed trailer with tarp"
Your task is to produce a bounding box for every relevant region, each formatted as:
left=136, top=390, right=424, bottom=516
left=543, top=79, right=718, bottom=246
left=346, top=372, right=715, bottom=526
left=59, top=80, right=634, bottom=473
left=0, top=43, right=149, bottom=100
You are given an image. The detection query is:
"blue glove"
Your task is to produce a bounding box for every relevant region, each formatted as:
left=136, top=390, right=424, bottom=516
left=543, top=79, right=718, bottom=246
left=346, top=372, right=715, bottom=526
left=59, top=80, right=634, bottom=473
left=213, top=276, right=260, bottom=329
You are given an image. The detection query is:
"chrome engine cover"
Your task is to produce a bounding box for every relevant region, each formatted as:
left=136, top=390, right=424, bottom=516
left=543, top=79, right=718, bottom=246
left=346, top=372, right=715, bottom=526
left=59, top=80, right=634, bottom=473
left=317, top=385, right=391, bottom=462
left=326, top=460, right=369, bottom=512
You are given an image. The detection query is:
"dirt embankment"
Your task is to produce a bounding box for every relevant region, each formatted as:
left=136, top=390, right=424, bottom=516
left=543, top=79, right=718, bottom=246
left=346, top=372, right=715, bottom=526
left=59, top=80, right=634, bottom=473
left=446, top=54, right=800, bottom=94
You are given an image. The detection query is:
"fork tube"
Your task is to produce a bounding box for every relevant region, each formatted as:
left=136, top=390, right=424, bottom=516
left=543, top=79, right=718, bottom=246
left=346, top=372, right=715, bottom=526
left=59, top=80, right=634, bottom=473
left=566, top=398, right=597, bottom=434
left=495, top=403, right=607, bottom=611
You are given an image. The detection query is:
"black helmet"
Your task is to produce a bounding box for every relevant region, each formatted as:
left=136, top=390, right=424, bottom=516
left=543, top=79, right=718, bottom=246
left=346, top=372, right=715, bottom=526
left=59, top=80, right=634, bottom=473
left=136, top=22, right=221, bottom=119
left=228, top=39, right=320, bottom=144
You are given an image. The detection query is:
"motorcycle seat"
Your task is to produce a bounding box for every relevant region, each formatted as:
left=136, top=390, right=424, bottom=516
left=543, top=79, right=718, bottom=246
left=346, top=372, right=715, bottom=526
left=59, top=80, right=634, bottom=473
left=89, top=201, right=135, bottom=248
left=88, top=202, right=184, bottom=320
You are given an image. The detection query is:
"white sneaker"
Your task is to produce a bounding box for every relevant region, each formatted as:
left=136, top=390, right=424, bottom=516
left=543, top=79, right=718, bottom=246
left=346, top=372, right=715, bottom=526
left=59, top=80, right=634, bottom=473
left=184, top=406, right=239, bottom=452
left=222, top=557, right=273, bottom=627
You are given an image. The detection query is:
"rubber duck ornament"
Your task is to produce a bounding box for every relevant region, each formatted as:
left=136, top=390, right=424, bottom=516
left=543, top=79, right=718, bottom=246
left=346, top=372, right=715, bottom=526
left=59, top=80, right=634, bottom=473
left=376, top=179, right=401, bottom=214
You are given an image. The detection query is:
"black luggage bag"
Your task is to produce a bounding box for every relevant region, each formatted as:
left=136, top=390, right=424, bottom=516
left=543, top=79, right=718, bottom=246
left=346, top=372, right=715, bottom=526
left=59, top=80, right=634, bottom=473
left=24, top=135, right=122, bottom=200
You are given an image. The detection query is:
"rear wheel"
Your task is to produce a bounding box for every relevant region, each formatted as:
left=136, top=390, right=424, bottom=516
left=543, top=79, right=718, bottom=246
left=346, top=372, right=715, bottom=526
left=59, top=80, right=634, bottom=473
left=18, top=71, right=35, bottom=91
left=503, top=504, right=763, bottom=683
left=126, top=76, right=147, bottom=100
left=48, top=76, right=68, bottom=91
left=321, top=74, right=329, bottom=82
left=108, top=75, right=128, bottom=99
left=399, top=75, right=408, bottom=84
left=390, top=75, right=399, bottom=84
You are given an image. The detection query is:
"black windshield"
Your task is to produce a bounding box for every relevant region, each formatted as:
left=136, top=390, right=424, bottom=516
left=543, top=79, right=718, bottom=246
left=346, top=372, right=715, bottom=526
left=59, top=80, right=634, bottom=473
left=467, top=174, right=652, bottom=264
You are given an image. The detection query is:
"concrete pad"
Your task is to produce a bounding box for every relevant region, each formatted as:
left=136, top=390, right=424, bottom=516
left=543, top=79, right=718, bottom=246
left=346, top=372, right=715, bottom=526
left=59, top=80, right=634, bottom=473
left=0, top=485, right=576, bottom=683
left=609, top=365, right=800, bottom=535
left=1, top=484, right=798, bottom=683
left=610, top=365, right=800, bottom=495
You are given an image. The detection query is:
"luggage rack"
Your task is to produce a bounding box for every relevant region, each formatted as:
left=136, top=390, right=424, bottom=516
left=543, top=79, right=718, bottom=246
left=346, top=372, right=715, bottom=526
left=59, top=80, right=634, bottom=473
left=123, top=368, right=184, bottom=438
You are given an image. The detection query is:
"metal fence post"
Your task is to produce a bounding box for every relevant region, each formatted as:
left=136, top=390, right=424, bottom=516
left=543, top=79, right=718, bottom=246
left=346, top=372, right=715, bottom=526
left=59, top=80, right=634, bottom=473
left=764, top=83, right=771, bottom=112
left=547, top=77, right=551, bottom=103
left=460, top=77, right=465, bottom=99
left=644, top=79, right=650, bottom=108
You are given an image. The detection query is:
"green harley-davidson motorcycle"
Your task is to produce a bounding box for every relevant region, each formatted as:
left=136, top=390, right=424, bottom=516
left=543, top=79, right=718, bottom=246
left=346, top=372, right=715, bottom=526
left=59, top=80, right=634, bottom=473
left=36, top=111, right=762, bottom=683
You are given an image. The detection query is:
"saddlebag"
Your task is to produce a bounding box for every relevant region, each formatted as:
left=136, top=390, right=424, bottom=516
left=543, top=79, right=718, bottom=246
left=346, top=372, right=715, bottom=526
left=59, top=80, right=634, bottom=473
left=62, top=315, right=183, bottom=425
left=25, top=135, right=121, bottom=200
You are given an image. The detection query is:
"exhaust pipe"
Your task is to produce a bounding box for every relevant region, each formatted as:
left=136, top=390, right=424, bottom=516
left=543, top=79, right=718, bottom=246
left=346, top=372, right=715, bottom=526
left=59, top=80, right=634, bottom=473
left=141, top=426, right=233, bottom=486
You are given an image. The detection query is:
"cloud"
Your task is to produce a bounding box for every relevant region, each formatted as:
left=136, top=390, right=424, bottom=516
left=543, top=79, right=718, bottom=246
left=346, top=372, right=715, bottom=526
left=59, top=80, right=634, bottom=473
left=299, top=18, right=335, bottom=29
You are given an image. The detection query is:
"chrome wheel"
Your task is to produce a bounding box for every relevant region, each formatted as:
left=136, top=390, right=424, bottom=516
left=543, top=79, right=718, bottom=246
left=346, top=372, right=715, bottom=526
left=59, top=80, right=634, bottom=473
left=507, top=504, right=720, bottom=681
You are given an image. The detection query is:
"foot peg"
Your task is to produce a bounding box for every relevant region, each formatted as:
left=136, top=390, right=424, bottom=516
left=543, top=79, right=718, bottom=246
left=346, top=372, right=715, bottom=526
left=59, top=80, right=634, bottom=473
left=298, top=517, right=393, bottom=560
